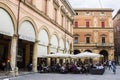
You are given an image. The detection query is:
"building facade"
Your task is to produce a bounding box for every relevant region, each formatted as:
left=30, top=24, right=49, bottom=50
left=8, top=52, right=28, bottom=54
left=0, top=0, right=74, bottom=73
left=73, top=8, right=114, bottom=62
left=113, top=9, right=120, bottom=64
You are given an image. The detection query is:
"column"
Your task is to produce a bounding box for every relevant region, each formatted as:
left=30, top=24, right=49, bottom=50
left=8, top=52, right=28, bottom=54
left=109, top=30, right=114, bottom=43
left=32, top=40, right=39, bottom=72
left=108, top=48, right=114, bottom=60
left=47, top=43, right=51, bottom=66
left=56, top=46, right=60, bottom=63
left=25, top=44, right=30, bottom=67
left=93, top=49, right=99, bottom=63
left=10, top=34, right=18, bottom=74
left=94, top=30, right=98, bottom=43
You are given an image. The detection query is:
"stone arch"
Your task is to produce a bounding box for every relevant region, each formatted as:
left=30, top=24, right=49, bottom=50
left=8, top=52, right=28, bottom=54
left=84, top=49, right=92, bottom=52
left=39, top=26, right=51, bottom=43
left=0, top=2, right=16, bottom=36
left=59, top=38, right=65, bottom=53
left=99, top=50, right=108, bottom=62
left=50, top=33, right=59, bottom=53
left=74, top=49, right=80, bottom=55
left=38, top=27, right=50, bottom=57
left=19, top=17, right=37, bottom=42
left=66, top=40, right=70, bottom=53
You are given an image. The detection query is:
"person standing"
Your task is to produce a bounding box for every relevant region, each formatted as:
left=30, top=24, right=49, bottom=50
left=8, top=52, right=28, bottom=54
left=112, top=60, right=116, bottom=74
left=108, top=60, right=112, bottom=70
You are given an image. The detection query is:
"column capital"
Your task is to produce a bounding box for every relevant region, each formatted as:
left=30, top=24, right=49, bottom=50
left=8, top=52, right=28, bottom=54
left=48, top=43, right=52, bottom=46
left=13, top=34, right=19, bottom=38
left=35, top=40, right=39, bottom=43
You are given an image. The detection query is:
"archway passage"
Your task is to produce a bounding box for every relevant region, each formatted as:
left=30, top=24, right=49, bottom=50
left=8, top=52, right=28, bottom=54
left=0, top=8, right=14, bottom=71
left=17, top=39, right=34, bottom=70
left=84, top=50, right=92, bottom=63
left=0, top=34, right=12, bottom=71
left=99, top=50, right=108, bottom=63
left=74, top=50, right=80, bottom=55
left=18, top=21, right=36, bottom=70
left=84, top=50, right=92, bottom=53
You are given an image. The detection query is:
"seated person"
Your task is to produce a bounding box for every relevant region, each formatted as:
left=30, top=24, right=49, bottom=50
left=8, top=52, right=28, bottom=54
left=96, top=64, right=104, bottom=69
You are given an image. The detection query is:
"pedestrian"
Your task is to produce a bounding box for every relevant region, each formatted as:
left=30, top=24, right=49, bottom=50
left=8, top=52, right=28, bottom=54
left=112, top=60, right=116, bottom=74
left=108, top=60, right=112, bottom=70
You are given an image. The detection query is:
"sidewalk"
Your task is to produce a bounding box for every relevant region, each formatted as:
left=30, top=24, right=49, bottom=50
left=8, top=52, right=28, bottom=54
left=0, top=71, right=35, bottom=79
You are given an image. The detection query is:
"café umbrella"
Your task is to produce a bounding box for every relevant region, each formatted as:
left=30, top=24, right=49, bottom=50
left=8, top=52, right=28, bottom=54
left=46, top=52, right=72, bottom=58
left=72, top=52, right=101, bottom=58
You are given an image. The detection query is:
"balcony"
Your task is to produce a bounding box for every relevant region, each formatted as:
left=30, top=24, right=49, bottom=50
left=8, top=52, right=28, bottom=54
left=74, top=42, right=114, bottom=47
left=96, top=43, right=114, bottom=47
left=74, top=43, right=96, bottom=47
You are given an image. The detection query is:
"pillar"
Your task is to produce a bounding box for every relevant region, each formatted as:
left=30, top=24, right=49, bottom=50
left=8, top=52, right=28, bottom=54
left=32, top=40, right=38, bottom=72
left=108, top=48, right=114, bottom=60
left=25, top=44, right=30, bottom=67
left=47, top=43, right=51, bottom=66
left=94, top=30, right=98, bottom=43
left=93, top=49, right=99, bottom=63
left=10, top=34, right=18, bottom=75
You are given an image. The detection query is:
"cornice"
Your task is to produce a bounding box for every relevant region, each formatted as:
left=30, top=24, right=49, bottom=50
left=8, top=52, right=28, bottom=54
left=20, top=1, right=73, bottom=37
left=60, top=0, right=75, bottom=16
left=74, top=8, right=114, bottom=12
left=61, top=6, right=73, bottom=22
left=53, top=0, right=60, bottom=8
left=73, top=27, right=113, bottom=30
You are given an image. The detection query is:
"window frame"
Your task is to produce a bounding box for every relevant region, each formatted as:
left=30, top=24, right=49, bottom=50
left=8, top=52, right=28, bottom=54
left=101, top=21, right=105, bottom=28
left=86, top=21, right=89, bottom=28
left=74, top=21, right=78, bottom=27
left=74, top=36, right=79, bottom=44
left=86, top=37, right=90, bottom=44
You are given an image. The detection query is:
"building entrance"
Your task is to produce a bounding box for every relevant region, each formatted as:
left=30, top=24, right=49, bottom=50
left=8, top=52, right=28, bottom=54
left=99, top=50, right=108, bottom=63
left=0, top=34, right=11, bottom=71
left=17, top=39, right=34, bottom=71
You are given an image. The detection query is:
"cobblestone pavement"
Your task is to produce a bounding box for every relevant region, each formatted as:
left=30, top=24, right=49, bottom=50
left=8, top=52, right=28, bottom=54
left=1, top=66, right=120, bottom=80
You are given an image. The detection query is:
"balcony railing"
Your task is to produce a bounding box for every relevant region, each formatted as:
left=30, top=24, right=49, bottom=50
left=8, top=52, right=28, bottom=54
left=74, top=43, right=114, bottom=47
left=96, top=43, right=114, bottom=47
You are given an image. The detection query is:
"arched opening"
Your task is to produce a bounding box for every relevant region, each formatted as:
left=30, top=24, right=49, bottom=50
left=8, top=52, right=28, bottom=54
left=50, top=34, right=58, bottom=66
left=0, top=8, right=14, bottom=71
left=59, top=39, right=64, bottom=53
left=99, top=50, right=108, bottom=63
left=74, top=49, right=80, bottom=55
left=66, top=41, right=70, bottom=54
left=84, top=50, right=92, bottom=52
left=84, top=50, right=92, bottom=63
left=18, top=21, right=36, bottom=70
left=37, top=29, right=49, bottom=67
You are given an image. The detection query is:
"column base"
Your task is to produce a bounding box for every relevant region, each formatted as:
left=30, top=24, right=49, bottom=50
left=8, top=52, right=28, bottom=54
left=10, top=67, right=19, bottom=77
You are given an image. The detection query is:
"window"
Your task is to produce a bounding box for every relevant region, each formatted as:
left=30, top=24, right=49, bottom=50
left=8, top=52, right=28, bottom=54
left=86, top=11, right=90, bottom=15
left=101, top=22, right=105, bottom=28
left=76, top=12, right=78, bottom=15
left=74, top=21, right=78, bottom=27
left=61, top=15, right=64, bottom=26
left=74, top=37, right=78, bottom=44
left=86, top=37, right=90, bottom=43
left=86, top=21, right=89, bottom=28
left=54, top=8, right=57, bottom=22
left=100, top=12, right=104, bottom=16
left=102, top=37, right=105, bottom=43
